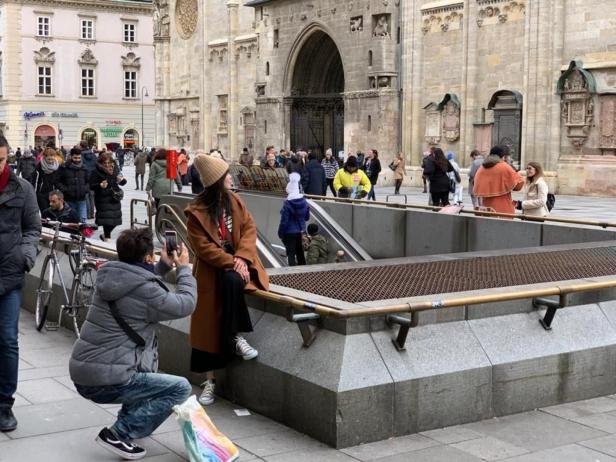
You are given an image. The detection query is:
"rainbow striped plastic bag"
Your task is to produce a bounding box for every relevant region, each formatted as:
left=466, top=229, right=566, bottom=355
left=174, top=395, right=239, bottom=462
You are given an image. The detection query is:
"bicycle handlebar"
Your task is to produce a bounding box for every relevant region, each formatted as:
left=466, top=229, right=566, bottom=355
left=42, top=219, right=99, bottom=231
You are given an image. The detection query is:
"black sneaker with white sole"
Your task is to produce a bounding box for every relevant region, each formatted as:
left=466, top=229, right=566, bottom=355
left=96, top=427, right=147, bottom=460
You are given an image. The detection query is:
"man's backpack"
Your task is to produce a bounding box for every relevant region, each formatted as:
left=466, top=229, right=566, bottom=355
left=546, top=193, right=555, bottom=212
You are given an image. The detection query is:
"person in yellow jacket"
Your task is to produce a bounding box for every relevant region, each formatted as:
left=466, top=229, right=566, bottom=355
left=333, top=156, right=371, bottom=199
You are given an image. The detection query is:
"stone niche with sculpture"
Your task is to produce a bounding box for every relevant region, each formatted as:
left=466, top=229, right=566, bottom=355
left=599, top=93, right=616, bottom=156
left=557, top=60, right=596, bottom=150
left=423, top=93, right=461, bottom=145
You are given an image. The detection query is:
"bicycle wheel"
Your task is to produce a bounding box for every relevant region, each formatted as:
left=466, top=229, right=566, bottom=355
left=68, top=263, right=97, bottom=337
left=35, top=258, right=54, bottom=331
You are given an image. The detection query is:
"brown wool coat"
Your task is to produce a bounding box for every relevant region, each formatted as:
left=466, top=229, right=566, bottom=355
left=185, top=192, right=269, bottom=354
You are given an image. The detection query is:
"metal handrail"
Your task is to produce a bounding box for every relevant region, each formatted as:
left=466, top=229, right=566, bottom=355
left=130, top=198, right=153, bottom=229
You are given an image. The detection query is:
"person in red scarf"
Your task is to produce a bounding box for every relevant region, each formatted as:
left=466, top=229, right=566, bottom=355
left=0, top=135, right=42, bottom=432
left=473, top=145, right=524, bottom=216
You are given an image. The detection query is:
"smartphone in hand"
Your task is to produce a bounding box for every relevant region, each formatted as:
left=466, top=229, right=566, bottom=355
left=165, top=231, right=178, bottom=256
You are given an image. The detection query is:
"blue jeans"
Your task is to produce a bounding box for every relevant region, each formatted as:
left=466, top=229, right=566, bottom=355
left=0, top=290, right=21, bottom=409
left=76, top=373, right=192, bottom=441
left=68, top=200, right=87, bottom=223
left=367, top=187, right=376, bottom=201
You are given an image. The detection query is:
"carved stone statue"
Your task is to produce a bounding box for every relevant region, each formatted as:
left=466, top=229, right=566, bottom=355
left=350, top=16, right=363, bottom=32
left=373, top=15, right=390, bottom=37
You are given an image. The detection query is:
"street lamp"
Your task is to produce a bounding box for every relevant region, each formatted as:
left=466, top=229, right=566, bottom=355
left=141, top=86, right=149, bottom=150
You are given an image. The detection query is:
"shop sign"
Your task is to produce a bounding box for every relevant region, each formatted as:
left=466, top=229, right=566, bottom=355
left=50, top=112, right=79, bottom=118
left=23, top=111, right=46, bottom=120
left=101, top=127, right=123, bottom=137
left=105, top=120, right=123, bottom=126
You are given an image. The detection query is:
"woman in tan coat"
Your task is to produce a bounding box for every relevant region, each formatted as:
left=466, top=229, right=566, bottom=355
left=515, top=161, right=549, bottom=218
left=393, top=152, right=405, bottom=194
left=185, top=154, right=269, bottom=406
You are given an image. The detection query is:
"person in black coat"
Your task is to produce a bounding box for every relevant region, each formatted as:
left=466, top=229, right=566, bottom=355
left=363, top=149, right=382, bottom=201
left=303, top=152, right=326, bottom=196
left=31, top=147, right=61, bottom=212
left=90, top=152, right=127, bottom=241
left=188, top=163, right=204, bottom=194
left=422, top=147, right=454, bottom=207
left=57, top=147, right=90, bottom=222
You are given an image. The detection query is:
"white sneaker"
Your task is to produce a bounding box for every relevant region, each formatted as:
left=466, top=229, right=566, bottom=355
left=234, top=335, right=258, bottom=360
left=198, top=380, right=215, bottom=406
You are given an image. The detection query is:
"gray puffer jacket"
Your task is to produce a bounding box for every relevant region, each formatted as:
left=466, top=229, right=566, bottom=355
left=69, top=260, right=196, bottom=387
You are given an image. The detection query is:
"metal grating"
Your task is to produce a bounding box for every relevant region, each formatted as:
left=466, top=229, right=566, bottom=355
left=270, top=247, right=616, bottom=303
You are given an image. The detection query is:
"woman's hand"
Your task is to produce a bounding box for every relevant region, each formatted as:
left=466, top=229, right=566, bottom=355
left=233, top=257, right=250, bottom=283
left=175, top=243, right=190, bottom=267
left=100, top=180, right=108, bottom=189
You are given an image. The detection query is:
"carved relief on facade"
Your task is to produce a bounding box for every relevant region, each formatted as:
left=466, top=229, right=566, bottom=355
left=78, top=49, right=98, bottom=66
left=477, top=0, right=525, bottom=27
left=599, top=95, right=616, bottom=153
left=372, top=14, right=390, bottom=37
left=175, top=0, right=198, bottom=40
left=209, top=46, right=228, bottom=63
left=153, top=0, right=170, bottom=39
left=350, top=16, right=363, bottom=32
left=442, top=99, right=461, bottom=142
left=368, top=73, right=396, bottom=89
left=34, top=47, right=55, bottom=64
left=121, top=52, right=140, bottom=69
left=557, top=61, right=596, bottom=150
left=423, top=102, right=441, bottom=145
left=421, top=2, right=464, bottom=34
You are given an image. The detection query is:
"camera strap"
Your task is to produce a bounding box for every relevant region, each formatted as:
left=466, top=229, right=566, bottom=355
left=108, top=300, right=146, bottom=347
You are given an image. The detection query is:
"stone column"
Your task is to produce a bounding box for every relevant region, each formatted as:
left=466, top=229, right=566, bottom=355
left=227, top=0, right=240, bottom=161
left=409, top=1, right=425, bottom=167
left=459, top=0, right=478, bottom=168
left=547, top=0, right=565, bottom=171
left=200, top=0, right=211, bottom=150
left=399, top=0, right=415, bottom=163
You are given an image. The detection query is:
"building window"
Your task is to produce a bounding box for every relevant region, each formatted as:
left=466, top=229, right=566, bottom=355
left=38, top=66, right=52, bottom=95
left=273, top=29, right=279, bottom=48
left=37, top=16, right=50, bottom=37
left=368, top=115, right=372, bottom=132
left=368, top=50, right=373, bottom=66
left=218, top=95, right=228, bottom=132
left=124, top=70, right=137, bottom=98
left=123, top=23, right=136, bottom=43
left=266, top=62, right=270, bottom=76
left=81, top=68, right=95, bottom=97
left=81, top=19, right=94, bottom=40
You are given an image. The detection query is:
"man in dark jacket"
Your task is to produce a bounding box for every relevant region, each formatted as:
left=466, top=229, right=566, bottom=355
left=0, top=135, right=42, bottom=432
left=57, top=147, right=89, bottom=222
left=80, top=141, right=97, bottom=219
left=16, top=149, right=36, bottom=183
left=42, top=190, right=79, bottom=224
left=303, top=152, right=326, bottom=196
left=363, top=149, right=381, bottom=201
left=70, top=228, right=195, bottom=460
left=188, top=163, right=204, bottom=194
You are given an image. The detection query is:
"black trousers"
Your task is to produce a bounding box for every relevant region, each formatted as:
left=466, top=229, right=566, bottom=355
left=326, top=178, right=337, bottom=197
left=103, top=225, right=116, bottom=239
left=431, top=191, right=450, bottom=207
left=394, top=179, right=403, bottom=194
left=282, top=233, right=306, bottom=266
left=135, top=173, right=144, bottom=190
left=190, top=270, right=252, bottom=373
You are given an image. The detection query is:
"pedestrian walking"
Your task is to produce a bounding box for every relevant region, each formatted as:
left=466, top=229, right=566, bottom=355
left=364, top=149, right=381, bottom=201
left=57, top=147, right=90, bottom=222
left=278, top=172, right=310, bottom=266
left=393, top=152, right=405, bottom=195
left=31, top=147, right=61, bottom=212
left=178, top=149, right=189, bottom=186
left=115, top=148, right=126, bottom=171
left=146, top=149, right=182, bottom=209
left=133, top=150, right=148, bottom=191
left=303, top=152, right=326, bottom=196
left=305, top=223, right=329, bottom=265
left=16, top=149, right=36, bottom=183
left=473, top=145, right=525, bottom=216
left=80, top=141, right=97, bottom=220
left=321, top=149, right=339, bottom=196
left=69, top=228, right=196, bottom=460
left=185, top=154, right=269, bottom=407
left=423, top=148, right=454, bottom=207
left=515, top=162, right=549, bottom=217
left=468, top=150, right=483, bottom=209
left=90, top=152, right=127, bottom=241
left=447, top=152, right=463, bottom=205
left=0, top=135, right=42, bottom=432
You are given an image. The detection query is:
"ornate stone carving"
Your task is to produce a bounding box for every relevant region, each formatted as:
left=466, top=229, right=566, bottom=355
left=78, top=48, right=98, bottom=66
left=121, top=52, right=140, bottom=69
left=175, top=0, right=198, bottom=40
left=477, top=0, right=525, bottom=27
left=421, top=3, right=464, bottom=34
left=372, top=14, right=390, bottom=37
left=423, top=102, right=441, bottom=145
left=350, top=16, right=363, bottom=32
left=255, top=84, right=266, bottom=97
left=599, top=95, right=616, bottom=152
left=34, top=47, right=55, bottom=64
left=442, top=99, right=461, bottom=142
left=557, top=61, right=596, bottom=150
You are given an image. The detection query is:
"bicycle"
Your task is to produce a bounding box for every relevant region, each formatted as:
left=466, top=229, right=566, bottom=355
left=35, top=220, right=105, bottom=337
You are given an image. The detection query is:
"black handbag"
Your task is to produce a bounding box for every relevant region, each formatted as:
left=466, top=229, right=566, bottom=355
left=388, top=161, right=396, bottom=171
left=111, top=186, right=124, bottom=202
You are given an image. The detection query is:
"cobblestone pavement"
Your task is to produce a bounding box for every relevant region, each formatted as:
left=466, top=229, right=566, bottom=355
left=109, top=165, right=616, bottom=247
left=6, top=309, right=616, bottom=462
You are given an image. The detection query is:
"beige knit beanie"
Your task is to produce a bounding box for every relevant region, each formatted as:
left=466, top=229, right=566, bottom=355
left=193, top=154, right=229, bottom=188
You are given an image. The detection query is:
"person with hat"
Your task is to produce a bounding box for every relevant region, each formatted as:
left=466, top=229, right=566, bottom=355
left=185, top=154, right=269, bottom=406
left=277, top=172, right=310, bottom=266
left=333, top=156, right=372, bottom=199
left=305, top=223, right=329, bottom=265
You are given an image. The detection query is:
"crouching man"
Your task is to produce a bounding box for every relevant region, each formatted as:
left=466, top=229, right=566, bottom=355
left=69, top=228, right=196, bottom=460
